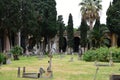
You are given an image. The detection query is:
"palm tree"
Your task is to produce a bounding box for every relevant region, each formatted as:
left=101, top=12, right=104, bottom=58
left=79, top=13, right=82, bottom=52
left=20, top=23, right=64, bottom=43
left=87, top=24, right=110, bottom=48
left=79, top=0, right=102, bottom=30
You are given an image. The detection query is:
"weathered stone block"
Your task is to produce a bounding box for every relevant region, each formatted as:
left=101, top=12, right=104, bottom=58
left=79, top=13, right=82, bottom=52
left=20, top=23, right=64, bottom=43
left=110, top=74, right=120, bottom=80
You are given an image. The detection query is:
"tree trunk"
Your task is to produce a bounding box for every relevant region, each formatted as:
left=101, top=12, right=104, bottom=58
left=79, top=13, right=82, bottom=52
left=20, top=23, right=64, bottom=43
left=47, top=38, right=52, bottom=54
left=89, top=40, right=92, bottom=49
left=13, top=54, right=19, bottom=60
left=111, top=33, right=117, bottom=47
left=18, top=31, right=21, bottom=46
left=15, top=31, right=21, bottom=46
left=4, top=29, right=10, bottom=52
left=89, top=20, right=93, bottom=30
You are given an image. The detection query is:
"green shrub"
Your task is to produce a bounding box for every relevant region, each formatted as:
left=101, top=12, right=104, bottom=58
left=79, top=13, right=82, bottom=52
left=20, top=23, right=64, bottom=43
left=10, top=45, right=23, bottom=55
left=83, top=49, right=97, bottom=61
left=95, top=47, right=109, bottom=62
left=10, top=45, right=23, bottom=60
left=83, top=47, right=120, bottom=62
left=109, top=47, right=120, bottom=62
left=0, top=53, right=5, bottom=64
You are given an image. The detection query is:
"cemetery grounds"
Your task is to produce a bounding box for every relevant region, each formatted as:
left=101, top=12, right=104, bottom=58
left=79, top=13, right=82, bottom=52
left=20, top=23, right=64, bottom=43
left=0, top=55, right=120, bottom=80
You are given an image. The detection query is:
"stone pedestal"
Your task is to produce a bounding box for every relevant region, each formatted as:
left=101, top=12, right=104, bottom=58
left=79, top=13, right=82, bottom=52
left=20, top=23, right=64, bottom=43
left=110, top=74, right=120, bottom=80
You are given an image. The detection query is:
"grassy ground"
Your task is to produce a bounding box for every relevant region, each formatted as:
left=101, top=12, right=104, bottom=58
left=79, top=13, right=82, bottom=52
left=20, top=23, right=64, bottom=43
left=0, top=54, right=120, bottom=80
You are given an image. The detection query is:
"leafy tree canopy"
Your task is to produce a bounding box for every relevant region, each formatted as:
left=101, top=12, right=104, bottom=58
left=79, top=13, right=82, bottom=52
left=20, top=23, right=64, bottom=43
left=107, top=0, right=120, bottom=35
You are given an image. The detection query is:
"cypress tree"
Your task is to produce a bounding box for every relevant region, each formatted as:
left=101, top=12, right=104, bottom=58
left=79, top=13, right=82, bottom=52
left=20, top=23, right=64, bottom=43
left=80, top=19, right=88, bottom=49
left=112, top=0, right=118, bottom=4
left=92, top=18, right=101, bottom=47
left=57, top=15, right=65, bottom=52
left=106, top=0, right=120, bottom=46
left=67, top=13, right=74, bottom=53
left=40, top=0, right=57, bottom=53
left=107, top=0, right=120, bottom=35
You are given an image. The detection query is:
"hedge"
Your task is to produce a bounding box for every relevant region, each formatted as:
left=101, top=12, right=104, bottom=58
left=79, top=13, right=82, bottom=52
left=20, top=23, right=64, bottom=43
left=83, top=47, right=120, bottom=62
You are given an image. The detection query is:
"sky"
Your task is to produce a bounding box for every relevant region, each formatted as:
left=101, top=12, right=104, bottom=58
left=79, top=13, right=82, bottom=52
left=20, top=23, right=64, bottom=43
left=56, top=0, right=113, bottom=28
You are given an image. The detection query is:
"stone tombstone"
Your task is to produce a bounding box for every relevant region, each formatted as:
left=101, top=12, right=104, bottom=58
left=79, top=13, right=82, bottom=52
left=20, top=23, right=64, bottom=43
left=23, top=67, right=26, bottom=75
left=93, top=67, right=99, bottom=80
left=78, top=46, right=82, bottom=60
left=46, top=70, right=53, bottom=78
left=38, top=67, right=45, bottom=78
left=18, top=67, right=21, bottom=77
left=7, top=53, right=12, bottom=58
left=69, top=57, right=73, bottom=62
left=6, top=53, right=12, bottom=64
left=110, top=75, right=120, bottom=80
left=6, top=58, right=11, bottom=64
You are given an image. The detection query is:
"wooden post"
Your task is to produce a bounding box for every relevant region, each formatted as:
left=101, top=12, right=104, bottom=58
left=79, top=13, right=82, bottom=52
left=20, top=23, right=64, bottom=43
left=18, top=67, right=20, bottom=77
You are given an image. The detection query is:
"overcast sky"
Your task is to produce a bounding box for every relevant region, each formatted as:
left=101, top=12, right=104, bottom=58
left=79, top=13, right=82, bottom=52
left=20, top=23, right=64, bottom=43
left=56, top=0, right=113, bottom=28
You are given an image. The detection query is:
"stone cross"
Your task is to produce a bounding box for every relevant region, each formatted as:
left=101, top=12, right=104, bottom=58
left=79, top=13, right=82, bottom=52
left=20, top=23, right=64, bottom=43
left=46, top=54, right=53, bottom=78
left=47, top=54, right=53, bottom=71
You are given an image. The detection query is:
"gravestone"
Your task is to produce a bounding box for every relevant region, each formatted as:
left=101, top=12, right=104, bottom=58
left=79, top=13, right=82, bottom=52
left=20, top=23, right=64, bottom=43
left=22, top=67, right=40, bottom=79
left=110, top=74, right=120, bottom=80
left=6, top=59, right=11, bottom=64
left=18, top=65, right=53, bottom=79
left=39, top=52, right=43, bottom=60
left=93, top=67, right=99, bottom=80
left=94, top=61, right=110, bottom=67
left=23, top=67, right=25, bottom=74
left=69, top=57, right=74, bottom=62
left=6, top=52, right=12, bottom=64
left=25, top=49, right=29, bottom=57
left=60, top=50, right=63, bottom=59
left=109, top=51, right=114, bottom=66
left=17, top=67, right=20, bottom=77
left=38, top=67, right=45, bottom=78
left=60, top=54, right=63, bottom=59
left=23, top=73, right=39, bottom=79
left=78, top=47, right=82, bottom=60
